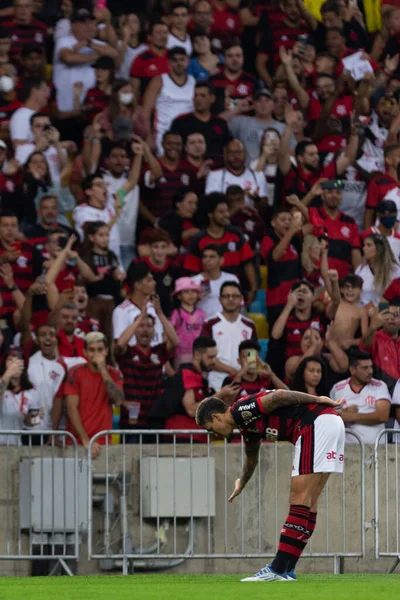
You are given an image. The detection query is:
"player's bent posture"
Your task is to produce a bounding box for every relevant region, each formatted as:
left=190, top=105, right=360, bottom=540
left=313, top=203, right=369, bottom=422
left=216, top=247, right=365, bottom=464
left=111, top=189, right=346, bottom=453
left=195, top=389, right=345, bottom=582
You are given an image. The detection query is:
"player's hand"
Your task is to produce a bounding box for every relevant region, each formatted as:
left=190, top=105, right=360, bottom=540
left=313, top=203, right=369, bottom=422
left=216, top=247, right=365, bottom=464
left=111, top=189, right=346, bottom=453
left=317, top=396, right=344, bottom=408
left=228, top=478, right=243, bottom=503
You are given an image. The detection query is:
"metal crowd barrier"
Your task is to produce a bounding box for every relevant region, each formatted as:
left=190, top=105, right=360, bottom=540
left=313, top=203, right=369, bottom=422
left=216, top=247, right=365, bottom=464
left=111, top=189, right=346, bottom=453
left=374, top=429, right=400, bottom=573
left=0, top=431, right=80, bottom=576
left=87, top=429, right=365, bottom=575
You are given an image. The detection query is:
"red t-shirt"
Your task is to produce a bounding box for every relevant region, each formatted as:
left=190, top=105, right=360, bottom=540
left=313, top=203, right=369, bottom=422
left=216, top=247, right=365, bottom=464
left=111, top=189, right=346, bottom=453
left=64, top=363, right=123, bottom=444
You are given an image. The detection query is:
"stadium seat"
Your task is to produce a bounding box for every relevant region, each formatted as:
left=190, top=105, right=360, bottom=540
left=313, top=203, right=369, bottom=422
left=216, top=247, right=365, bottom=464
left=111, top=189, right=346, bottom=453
left=247, top=313, right=269, bottom=339
left=258, top=339, right=269, bottom=361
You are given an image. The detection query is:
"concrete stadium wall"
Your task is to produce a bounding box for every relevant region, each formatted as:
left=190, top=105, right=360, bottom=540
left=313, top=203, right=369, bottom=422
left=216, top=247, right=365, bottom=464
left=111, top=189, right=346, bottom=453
left=0, top=442, right=398, bottom=576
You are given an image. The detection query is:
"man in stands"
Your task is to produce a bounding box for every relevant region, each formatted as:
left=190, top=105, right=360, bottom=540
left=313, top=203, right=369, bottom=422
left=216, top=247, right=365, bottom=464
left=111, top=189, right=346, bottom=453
left=364, top=144, right=400, bottom=228
left=331, top=349, right=391, bottom=445
left=65, top=332, right=124, bottom=458
left=3, top=0, right=48, bottom=65
left=130, top=20, right=169, bottom=98
left=201, top=281, right=257, bottom=391
left=73, top=282, right=100, bottom=337
left=171, top=81, right=233, bottom=165
left=210, top=43, right=255, bottom=115
left=9, top=77, right=49, bottom=147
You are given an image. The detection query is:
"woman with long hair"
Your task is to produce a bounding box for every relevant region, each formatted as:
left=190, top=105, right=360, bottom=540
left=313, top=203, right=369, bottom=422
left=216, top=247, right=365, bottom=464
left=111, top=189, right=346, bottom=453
left=356, top=233, right=400, bottom=306
left=291, top=355, right=326, bottom=396
left=188, top=30, right=222, bottom=82
left=97, top=79, right=150, bottom=143
left=116, top=13, right=146, bottom=81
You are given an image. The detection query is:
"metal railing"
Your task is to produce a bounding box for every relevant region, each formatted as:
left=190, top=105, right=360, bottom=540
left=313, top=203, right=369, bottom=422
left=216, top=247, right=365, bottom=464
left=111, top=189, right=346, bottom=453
left=87, top=429, right=365, bottom=575
left=374, top=429, right=400, bottom=573
left=0, top=431, right=80, bottom=576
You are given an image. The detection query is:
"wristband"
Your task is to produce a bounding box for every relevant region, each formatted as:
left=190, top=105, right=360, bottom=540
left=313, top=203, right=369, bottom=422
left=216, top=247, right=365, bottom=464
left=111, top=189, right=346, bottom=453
left=7, top=284, right=17, bottom=292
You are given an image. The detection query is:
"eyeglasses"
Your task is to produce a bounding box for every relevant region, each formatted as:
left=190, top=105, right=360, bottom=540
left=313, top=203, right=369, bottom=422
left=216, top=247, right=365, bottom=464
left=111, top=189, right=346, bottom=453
left=221, top=294, right=242, bottom=299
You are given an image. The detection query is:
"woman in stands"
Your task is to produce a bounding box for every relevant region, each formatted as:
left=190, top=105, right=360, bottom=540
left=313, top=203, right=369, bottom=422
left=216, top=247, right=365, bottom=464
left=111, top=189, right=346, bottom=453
left=356, top=233, right=400, bottom=307
left=291, top=355, right=327, bottom=396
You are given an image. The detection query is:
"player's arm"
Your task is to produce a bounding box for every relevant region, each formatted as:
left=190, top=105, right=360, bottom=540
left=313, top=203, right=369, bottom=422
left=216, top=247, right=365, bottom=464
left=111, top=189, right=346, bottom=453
left=259, top=389, right=344, bottom=412
left=228, top=442, right=261, bottom=502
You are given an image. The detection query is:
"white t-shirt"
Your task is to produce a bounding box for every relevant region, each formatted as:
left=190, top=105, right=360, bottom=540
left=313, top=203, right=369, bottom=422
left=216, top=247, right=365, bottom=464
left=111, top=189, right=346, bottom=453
left=355, top=262, right=400, bottom=307
left=330, top=377, right=391, bottom=444
left=205, top=167, right=269, bottom=207
left=15, top=144, right=67, bottom=184
left=27, top=351, right=67, bottom=430
left=167, top=32, right=192, bottom=56
left=366, top=226, right=400, bottom=263
left=112, top=299, right=163, bottom=347
left=0, top=389, right=30, bottom=445
left=53, top=34, right=104, bottom=112
left=72, top=202, right=121, bottom=265
left=116, top=41, right=147, bottom=80
left=250, top=159, right=277, bottom=207
left=102, top=171, right=139, bottom=247
left=9, top=107, right=36, bottom=143
left=205, top=312, right=256, bottom=391
left=191, top=271, right=239, bottom=318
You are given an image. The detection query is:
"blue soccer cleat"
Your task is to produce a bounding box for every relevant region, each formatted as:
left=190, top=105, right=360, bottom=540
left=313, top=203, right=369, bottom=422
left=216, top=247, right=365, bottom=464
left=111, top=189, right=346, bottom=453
left=241, top=564, right=288, bottom=582
left=286, top=569, right=297, bottom=581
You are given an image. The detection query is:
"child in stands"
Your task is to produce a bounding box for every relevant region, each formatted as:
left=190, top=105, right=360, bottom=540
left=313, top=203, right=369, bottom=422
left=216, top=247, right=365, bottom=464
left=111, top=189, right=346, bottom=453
left=170, top=277, right=206, bottom=368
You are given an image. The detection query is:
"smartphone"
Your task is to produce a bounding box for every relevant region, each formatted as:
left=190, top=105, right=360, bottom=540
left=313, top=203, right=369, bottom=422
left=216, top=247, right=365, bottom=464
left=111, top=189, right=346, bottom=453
left=296, top=34, right=309, bottom=56
left=28, top=408, right=40, bottom=427
left=246, top=349, right=257, bottom=372
left=58, top=236, right=68, bottom=249
left=201, top=279, right=211, bottom=295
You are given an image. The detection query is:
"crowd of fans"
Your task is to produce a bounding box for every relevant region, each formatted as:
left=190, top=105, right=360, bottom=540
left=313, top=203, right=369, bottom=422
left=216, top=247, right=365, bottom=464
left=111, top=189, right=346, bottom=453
left=0, top=0, right=399, bottom=455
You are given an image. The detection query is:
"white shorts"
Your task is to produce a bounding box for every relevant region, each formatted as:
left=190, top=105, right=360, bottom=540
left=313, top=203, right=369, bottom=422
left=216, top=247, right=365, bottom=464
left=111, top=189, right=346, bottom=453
left=292, top=413, right=345, bottom=477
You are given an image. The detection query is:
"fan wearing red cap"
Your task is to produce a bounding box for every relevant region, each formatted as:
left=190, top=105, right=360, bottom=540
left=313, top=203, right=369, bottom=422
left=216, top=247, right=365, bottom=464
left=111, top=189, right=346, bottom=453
left=170, top=277, right=206, bottom=367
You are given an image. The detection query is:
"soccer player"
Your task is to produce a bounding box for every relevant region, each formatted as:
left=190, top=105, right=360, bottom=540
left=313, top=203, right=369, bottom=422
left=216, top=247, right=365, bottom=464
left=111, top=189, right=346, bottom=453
left=195, top=389, right=344, bottom=582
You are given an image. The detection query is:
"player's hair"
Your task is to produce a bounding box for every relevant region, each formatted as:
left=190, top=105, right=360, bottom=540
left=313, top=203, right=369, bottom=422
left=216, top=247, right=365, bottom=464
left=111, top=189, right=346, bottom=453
left=291, top=279, right=314, bottom=294
left=321, top=0, right=340, bottom=15
left=348, top=348, right=372, bottom=368
left=148, top=228, right=171, bottom=245
left=384, top=143, right=400, bottom=159
left=206, top=192, right=228, bottom=215
left=292, top=355, right=326, bottom=396
left=295, top=140, right=316, bottom=158
left=126, top=262, right=151, bottom=289
left=238, top=340, right=261, bottom=354
left=220, top=281, right=243, bottom=296
left=21, top=77, right=46, bottom=102
left=84, top=331, right=108, bottom=349
left=193, top=336, right=216, bottom=353
left=201, top=244, right=224, bottom=258
left=340, top=274, right=363, bottom=289
left=195, top=81, right=215, bottom=95
left=195, top=396, right=229, bottom=426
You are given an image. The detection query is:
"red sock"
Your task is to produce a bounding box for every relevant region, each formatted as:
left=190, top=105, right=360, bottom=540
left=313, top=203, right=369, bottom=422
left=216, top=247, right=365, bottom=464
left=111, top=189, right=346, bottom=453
left=286, top=511, right=318, bottom=572
left=271, top=504, right=310, bottom=574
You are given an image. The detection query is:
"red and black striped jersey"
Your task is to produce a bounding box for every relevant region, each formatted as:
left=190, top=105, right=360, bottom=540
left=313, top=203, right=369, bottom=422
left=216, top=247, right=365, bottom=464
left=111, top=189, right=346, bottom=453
left=283, top=310, right=326, bottom=359
left=231, top=391, right=338, bottom=446
left=2, top=19, right=48, bottom=63
left=210, top=1, right=241, bottom=46
left=83, top=87, right=110, bottom=122
left=209, top=69, right=255, bottom=100
left=307, top=94, right=353, bottom=140
left=0, top=95, right=22, bottom=124
left=258, top=19, right=310, bottom=71
left=229, top=206, right=267, bottom=251
left=309, top=208, right=360, bottom=279
left=365, top=173, right=400, bottom=212
left=183, top=225, right=254, bottom=274
left=142, top=159, right=192, bottom=218
left=129, top=47, right=169, bottom=96
left=0, top=241, right=43, bottom=316
left=260, top=230, right=302, bottom=308
left=118, top=342, right=169, bottom=427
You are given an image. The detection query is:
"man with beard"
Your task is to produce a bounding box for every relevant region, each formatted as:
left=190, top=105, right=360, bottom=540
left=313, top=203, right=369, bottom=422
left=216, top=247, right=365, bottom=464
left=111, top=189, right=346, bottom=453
left=205, top=139, right=268, bottom=209
left=209, top=43, right=255, bottom=115
left=143, top=47, right=195, bottom=156
left=364, top=144, right=400, bottom=229
left=56, top=302, right=86, bottom=359
left=170, top=81, right=232, bottom=165
left=183, top=192, right=257, bottom=303
left=73, top=282, right=100, bottom=336
left=308, top=179, right=362, bottom=279
left=279, top=104, right=359, bottom=204
left=25, top=195, right=74, bottom=252
left=130, top=21, right=169, bottom=99
left=201, top=281, right=257, bottom=391
left=183, top=132, right=211, bottom=196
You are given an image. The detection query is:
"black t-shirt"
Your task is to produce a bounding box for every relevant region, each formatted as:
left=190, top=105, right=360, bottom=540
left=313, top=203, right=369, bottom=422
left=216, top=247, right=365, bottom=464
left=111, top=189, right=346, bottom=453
left=86, top=251, right=120, bottom=299
left=135, top=257, right=181, bottom=317
left=170, top=113, right=233, bottom=166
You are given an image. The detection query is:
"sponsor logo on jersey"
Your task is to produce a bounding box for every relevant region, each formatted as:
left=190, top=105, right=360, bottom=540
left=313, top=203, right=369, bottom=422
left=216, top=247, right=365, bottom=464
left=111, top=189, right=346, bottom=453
left=238, top=401, right=255, bottom=412
left=241, top=411, right=253, bottom=420
left=326, top=451, right=344, bottom=461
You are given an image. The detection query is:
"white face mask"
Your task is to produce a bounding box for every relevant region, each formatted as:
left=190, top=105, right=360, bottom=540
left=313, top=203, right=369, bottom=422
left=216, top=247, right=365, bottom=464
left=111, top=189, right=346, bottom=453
left=0, top=75, right=14, bottom=93
left=119, top=92, right=134, bottom=105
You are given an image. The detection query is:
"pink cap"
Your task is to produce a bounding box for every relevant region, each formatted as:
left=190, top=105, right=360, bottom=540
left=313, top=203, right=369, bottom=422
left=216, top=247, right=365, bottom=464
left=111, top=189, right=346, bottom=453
left=173, top=277, right=202, bottom=296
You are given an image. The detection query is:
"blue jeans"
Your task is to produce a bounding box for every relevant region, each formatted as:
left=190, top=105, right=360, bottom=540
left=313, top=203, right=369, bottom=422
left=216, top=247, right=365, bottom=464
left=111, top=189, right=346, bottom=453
left=120, top=245, right=136, bottom=271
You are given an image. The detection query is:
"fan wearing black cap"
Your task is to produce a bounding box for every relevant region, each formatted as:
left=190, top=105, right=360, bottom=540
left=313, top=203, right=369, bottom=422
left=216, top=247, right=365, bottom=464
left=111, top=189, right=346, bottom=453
left=364, top=144, right=400, bottom=230
left=142, top=47, right=195, bottom=156
left=53, top=7, right=118, bottom=115
left=362, top=200, right=400, bottom=263
left=81, top=56, right=114, bottom=124
left=307, top=179, right=362, bottom=280
left=2, top=0, right=47, bottom=65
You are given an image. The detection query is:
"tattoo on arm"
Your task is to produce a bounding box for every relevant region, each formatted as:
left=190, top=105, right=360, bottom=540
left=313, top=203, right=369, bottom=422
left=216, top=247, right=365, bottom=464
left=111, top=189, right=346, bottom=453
left=262, top=390, right=318, bottom=412
left=239, top=444, right=260, bottom=488
left=104, top=380, right=124, bottom=406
